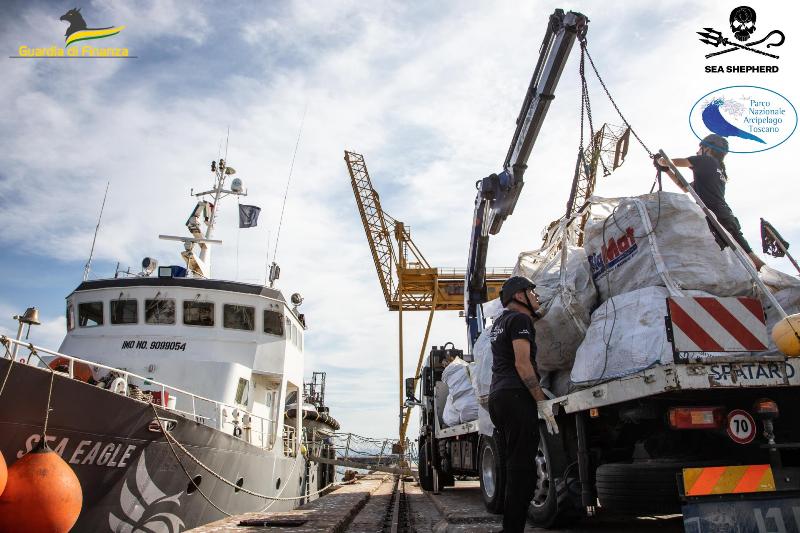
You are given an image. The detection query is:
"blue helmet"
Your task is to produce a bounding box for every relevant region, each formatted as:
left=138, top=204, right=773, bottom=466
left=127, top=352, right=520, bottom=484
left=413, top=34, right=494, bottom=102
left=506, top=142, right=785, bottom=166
left=701, top=134, right=729, bottom=156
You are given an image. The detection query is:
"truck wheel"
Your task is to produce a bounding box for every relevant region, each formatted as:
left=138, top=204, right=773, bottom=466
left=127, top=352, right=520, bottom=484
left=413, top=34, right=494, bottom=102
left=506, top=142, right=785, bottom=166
left=528, top=424, right=579, bottom=528
left=479, top=434, right=505, bottom=514
left=595, top=461, right=684, bottom=515
left=417, top=437, right=434, bottom=491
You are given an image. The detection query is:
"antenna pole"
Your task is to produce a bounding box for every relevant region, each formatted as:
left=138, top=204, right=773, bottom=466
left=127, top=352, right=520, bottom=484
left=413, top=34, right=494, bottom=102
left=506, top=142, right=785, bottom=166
left=273, top=106, right=307, bottom=264
left=83, top=181, right=110, bottom=281
left=205, top=128, right=230, bottom=241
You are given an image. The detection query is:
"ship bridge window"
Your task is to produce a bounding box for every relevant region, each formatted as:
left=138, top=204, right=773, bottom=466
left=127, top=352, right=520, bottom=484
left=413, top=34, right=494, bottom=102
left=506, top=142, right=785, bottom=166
left=111, top=299, right=138, bottom=325
left=184, top=301, right=214, bottom=327
left=224, top=304, right=255, bottom=331
left=78, top=302, right=103, bottom=327
left=145, top=299, right=175, bottom=325
left=264, top=310, right=284, bottom=337
left=235, top=377, right=250, bottom=406
left=66, top=303, right=75, bottom=331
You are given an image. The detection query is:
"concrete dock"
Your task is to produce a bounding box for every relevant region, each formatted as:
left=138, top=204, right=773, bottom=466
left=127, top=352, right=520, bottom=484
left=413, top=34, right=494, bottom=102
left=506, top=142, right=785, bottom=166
left=189, top=477, right=685, bottom=532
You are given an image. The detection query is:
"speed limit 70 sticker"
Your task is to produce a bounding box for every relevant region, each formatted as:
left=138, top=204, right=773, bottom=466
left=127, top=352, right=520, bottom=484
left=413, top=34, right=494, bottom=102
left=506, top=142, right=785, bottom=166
left=727, top=410, right=756, bottom=444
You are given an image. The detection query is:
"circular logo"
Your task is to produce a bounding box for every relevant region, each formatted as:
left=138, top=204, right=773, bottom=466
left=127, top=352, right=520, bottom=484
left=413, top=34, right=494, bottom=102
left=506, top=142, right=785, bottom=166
left=689, top=86, right=798, bottom=153
left=726, top=409, right=757, bottom=444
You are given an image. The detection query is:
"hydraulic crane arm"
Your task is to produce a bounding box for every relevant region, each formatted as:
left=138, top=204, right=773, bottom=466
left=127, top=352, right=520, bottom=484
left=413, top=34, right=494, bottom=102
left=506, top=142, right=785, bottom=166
left=466, top=9, right=588, bottom=345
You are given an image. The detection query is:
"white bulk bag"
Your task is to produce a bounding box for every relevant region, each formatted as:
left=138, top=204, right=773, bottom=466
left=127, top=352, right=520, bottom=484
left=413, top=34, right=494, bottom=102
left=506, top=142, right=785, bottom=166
left=442, top=358, right=479, bottom=425
left=442, top=399, right=461, bottom=427
left=760, top=265, right=800, bottom=293
left=477, top=404, right=495, bottom=436
left=584, top=192, right=753, bottom=302
left=514, top=246, right=598, bottom=371
left=470, top=329, right=493, bottom=406
left=571, top=286, right=675, bottom=384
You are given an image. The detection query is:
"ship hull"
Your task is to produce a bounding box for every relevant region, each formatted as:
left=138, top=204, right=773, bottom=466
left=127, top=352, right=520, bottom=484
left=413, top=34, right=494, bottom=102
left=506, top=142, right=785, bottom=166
left=0, top=358, right=308, bottom=532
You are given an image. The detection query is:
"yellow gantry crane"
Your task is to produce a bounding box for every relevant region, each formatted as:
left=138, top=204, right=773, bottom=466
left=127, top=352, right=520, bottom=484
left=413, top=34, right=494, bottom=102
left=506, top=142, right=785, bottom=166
left=344, top=151, right=508, bottom=444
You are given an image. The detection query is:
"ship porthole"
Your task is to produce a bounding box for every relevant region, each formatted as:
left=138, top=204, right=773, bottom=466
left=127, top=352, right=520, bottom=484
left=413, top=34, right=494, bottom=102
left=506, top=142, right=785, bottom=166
left=187, top=475, right=203, bottom=494
left=276, top=478, right=281, bottom=490
left=235, top=477, right=244, bottom=493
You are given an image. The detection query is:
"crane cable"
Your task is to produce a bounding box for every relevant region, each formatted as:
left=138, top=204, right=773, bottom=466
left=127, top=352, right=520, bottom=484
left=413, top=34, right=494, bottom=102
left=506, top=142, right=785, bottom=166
left=580, top=42, right=654, bottom=159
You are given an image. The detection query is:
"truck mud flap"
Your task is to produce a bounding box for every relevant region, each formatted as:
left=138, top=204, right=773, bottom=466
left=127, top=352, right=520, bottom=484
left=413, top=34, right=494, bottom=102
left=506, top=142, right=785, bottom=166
left=683, top=495, right=800, bottom=533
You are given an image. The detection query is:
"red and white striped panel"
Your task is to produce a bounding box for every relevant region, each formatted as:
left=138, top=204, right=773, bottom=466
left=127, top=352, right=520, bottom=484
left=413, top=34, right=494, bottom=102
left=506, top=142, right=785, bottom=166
left=667, top=297, right=768, bottom=352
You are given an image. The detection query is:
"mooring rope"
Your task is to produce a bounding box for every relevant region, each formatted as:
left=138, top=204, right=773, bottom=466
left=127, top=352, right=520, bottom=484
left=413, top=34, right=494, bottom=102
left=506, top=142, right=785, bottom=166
left=149, top=404, right=337, bottom=507
left=0, top=337, right=15, bottom=398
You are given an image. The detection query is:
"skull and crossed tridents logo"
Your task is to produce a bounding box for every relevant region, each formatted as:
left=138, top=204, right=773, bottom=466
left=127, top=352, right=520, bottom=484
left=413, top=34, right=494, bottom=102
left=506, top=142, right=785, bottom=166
left=698, top=6, right=785, bottom=59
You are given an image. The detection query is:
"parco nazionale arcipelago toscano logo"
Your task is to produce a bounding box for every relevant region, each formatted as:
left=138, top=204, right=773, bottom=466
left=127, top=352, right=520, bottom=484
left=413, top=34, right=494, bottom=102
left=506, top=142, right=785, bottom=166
left=12, top=7, right=131, bottom=58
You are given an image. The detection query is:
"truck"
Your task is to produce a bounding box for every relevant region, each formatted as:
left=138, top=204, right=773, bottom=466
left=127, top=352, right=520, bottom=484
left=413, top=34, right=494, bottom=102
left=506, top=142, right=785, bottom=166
left=410, top=7, right=800, bottom=531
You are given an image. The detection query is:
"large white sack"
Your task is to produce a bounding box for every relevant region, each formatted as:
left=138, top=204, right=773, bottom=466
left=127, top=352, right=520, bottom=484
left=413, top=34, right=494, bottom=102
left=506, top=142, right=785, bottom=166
left=540, top=369, right=572, bottom=398
left=571, top=286, right=675, bottom=384
left=760, top=265, right=800, bottom=293
left=443, top=388, right=479, bottom=425
left=453, top=394, right=479, bottom=423
left=442, top=398, right=461, bottom=426
left=514, top=246, right=598, bottom=371
left=442, top=358, right=475, bottom=399
left=584, top=192, right=753, bottom=302
left=470, top=329, right=493, bottom=406
left=477, top=404, right=494, bottom=436
left=483, top=298, right=505, bottom=320
left=442, top=358, right=479, bottom=425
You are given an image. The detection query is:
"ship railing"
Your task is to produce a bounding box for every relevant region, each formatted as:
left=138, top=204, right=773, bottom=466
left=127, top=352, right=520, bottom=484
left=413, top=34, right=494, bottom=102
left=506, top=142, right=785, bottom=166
left=2, top=337, right=278, bottom=450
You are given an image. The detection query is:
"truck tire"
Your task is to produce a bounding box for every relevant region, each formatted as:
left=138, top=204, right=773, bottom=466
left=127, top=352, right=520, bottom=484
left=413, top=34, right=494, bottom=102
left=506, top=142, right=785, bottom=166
left=479, top=434, right=505, bottom=514
left=595, top=461, right=683, bottom=515
left=418, top=437, right=434, bottom=492
left=528, top=424, right=580, bottom=528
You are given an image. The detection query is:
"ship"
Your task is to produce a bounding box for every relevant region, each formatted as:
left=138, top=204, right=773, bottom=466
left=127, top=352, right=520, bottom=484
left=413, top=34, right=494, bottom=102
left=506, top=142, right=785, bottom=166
left=0, top=158, right=338, bottom=531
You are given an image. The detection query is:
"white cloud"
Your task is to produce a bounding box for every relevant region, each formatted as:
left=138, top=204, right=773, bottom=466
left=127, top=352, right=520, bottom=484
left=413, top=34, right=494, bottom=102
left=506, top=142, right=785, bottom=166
left=1, top=0, right=799, bottom=440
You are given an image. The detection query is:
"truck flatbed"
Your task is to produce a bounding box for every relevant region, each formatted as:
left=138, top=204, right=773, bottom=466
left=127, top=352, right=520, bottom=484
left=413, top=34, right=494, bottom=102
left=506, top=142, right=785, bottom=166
left=544, top=356, right=798, bottom=415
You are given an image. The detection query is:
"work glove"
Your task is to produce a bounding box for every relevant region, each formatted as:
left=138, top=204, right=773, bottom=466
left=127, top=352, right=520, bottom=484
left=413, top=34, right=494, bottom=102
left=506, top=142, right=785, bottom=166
left=653, top=154, right=670, bottom=172
left=537, top=401, right=559, bottom=435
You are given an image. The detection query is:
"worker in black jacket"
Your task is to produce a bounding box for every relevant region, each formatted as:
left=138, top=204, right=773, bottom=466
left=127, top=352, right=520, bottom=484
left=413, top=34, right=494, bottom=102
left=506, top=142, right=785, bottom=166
left=657, top=133, right=765, bottom=271
left=488, top=276, right=558, bottom=533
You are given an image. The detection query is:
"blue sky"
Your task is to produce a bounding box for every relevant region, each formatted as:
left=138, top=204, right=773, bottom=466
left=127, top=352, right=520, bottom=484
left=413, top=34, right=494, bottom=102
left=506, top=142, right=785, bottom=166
left=1, top=0, right=798, bottom=439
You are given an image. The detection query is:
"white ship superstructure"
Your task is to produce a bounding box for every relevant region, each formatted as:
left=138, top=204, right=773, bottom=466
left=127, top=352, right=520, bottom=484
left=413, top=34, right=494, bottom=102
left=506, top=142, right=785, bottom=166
left=0, top=157, right=337, bottom=532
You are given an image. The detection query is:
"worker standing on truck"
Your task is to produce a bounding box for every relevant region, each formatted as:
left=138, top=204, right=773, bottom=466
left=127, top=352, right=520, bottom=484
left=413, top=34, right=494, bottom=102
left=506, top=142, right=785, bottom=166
left=657, top=134, right=765, bottom=271
left=488, top=276, right=559, bottom=533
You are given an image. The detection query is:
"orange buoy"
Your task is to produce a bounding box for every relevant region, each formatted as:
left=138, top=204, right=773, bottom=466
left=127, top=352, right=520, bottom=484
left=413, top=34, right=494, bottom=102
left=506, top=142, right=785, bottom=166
left=0, top=450, right=6, bottom=496
left=0, top=441, right=82, bottom=533
left=48, top=357, right=93, bottom=382
left=773, top=313, right=800, bottom=357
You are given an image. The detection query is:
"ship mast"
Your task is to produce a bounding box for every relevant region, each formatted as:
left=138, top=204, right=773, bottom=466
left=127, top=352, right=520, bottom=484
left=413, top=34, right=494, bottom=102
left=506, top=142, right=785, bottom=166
left=159, top=158, right=246, bottom=278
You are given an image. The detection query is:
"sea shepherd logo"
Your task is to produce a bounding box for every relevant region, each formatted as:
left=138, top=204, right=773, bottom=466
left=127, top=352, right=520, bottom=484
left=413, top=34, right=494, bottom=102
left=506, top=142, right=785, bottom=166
left=698, top=6, right=785, bottom=74
left=12, top=7, right=131, bottom=58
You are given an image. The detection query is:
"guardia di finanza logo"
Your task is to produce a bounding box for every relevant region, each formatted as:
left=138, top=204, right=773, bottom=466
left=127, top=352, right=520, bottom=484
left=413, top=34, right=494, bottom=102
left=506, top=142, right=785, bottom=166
left=15, top=7, right=129, bottom=58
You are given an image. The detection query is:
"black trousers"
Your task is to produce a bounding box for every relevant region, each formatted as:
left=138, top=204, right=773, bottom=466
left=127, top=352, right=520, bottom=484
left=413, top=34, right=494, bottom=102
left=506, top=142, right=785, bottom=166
left=707, top=214, right=753, bottom=254
left=488, top=388, right=540, bottom=533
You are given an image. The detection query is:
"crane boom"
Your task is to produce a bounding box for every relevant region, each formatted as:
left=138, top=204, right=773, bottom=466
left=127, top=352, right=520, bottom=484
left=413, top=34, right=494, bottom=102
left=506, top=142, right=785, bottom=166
left=466, top=9, right=588, bottom=345
left=346, top=151, right=397, bottom=309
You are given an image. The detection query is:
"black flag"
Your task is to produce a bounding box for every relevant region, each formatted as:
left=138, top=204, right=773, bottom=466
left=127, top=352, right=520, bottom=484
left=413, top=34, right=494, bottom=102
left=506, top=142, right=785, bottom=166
left=761, top=218, right=790, bottom=257
left=239, top=204, right=261, bottom=228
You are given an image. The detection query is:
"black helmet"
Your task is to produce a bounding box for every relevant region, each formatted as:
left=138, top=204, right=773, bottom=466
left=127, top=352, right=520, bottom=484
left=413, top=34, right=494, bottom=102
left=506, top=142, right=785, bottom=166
left=701, top=134, right=729, bottom=156
left=500, top=276, right=536, bottom=306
